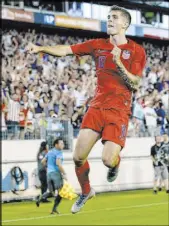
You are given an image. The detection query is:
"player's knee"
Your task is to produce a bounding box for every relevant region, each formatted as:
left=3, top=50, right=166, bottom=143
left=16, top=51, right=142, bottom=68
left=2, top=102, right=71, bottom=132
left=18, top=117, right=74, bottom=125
left=73, top=142, right=88, bottom=167
left=73, top=155, right=85, bottom=167
left=102, top=157, right=112, bottom=168
left=102, top=156, right=118, bottom=168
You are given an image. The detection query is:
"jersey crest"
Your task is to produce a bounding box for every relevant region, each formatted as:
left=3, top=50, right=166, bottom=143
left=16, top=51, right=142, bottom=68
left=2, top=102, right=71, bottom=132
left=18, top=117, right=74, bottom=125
left=122, top=50, right=131, bottom=59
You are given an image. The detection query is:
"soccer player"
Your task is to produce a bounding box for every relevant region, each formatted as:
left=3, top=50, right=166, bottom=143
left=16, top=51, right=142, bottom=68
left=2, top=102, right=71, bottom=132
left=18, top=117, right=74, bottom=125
left=36, top=138, right=67, bottom=214
left=27, top=5, right=146, bottom=213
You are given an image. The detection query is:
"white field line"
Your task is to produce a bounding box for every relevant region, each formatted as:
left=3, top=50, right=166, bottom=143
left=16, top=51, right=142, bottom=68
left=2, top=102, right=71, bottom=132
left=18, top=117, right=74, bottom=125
left=2, top=202, right=168, bottom=223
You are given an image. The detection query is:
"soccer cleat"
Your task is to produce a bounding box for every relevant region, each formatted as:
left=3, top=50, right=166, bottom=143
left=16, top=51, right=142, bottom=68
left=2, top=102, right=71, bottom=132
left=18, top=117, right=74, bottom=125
left=71, top=188, right=95, bottom=214
left=166, top=190, right=169, bottom=194
left=158, top=187, right=162, bottom=192
left=50, top=209, right=60, bottom=214
left=107, top=166, right=119, bottom=182
left=153, top=190, right=157, bottom=194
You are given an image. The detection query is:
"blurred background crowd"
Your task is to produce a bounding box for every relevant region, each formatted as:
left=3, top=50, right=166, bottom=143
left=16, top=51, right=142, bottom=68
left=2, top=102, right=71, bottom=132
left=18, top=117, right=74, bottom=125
left=1, top=28, right=169, bottom=140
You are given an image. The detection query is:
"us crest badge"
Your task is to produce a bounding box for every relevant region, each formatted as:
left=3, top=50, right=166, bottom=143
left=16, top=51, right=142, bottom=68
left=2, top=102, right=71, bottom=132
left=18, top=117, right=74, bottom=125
left=122, top=50, right=131, bottom=59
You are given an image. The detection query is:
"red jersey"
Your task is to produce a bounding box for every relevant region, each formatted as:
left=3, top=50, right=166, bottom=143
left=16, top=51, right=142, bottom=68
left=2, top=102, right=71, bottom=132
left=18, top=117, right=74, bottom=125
left=71, top=38, right=146, bottom=113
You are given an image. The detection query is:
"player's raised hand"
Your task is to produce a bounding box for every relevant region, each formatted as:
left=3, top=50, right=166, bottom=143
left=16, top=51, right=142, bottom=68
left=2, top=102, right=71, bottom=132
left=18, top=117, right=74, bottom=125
left=111, top=45, right=121, bottom=63
left=26, top=43, right=42, bottom=54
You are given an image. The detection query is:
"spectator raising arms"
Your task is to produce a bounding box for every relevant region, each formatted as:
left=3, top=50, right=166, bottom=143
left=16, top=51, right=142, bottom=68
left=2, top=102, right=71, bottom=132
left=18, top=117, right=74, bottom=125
left=1, top=28, right=169, bottom=139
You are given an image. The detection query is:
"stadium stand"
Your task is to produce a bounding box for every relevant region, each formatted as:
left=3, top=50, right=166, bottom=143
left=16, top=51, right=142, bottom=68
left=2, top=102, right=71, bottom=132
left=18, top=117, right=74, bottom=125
left=1, top=28, right=169, bottom=139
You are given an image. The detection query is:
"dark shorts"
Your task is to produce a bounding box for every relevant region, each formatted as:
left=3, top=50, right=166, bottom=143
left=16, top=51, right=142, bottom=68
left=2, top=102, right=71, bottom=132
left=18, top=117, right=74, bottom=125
left=47, top=171, right=63, bottom=192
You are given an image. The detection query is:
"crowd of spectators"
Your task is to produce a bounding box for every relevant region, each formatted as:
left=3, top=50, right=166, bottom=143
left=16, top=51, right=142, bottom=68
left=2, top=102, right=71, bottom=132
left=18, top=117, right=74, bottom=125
left=1, top=28, right=169, bottom=140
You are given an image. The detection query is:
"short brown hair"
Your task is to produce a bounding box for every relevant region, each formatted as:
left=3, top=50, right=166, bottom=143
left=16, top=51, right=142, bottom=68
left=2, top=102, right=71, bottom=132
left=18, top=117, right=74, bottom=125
left=109, top=5, right=131, bottom=28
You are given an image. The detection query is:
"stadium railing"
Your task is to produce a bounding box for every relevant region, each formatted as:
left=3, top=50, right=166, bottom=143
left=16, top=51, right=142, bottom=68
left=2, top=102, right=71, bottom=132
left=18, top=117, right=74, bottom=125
left=1, top=122, right=168, bottom=145
left=1, top=120, right=73, bottom=151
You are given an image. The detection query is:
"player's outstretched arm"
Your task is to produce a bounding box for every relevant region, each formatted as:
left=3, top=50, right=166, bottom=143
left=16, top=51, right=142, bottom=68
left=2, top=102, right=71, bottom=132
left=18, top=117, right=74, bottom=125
left=26, top=43, right=73, bottom=57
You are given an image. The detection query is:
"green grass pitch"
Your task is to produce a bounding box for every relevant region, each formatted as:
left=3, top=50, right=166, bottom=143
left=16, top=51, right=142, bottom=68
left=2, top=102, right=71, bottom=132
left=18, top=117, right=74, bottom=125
left=2, top=190, right=169, bottom=225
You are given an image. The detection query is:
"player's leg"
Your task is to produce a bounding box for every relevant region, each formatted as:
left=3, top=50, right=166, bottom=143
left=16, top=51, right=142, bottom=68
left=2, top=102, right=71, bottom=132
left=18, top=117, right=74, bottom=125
left=71, top=128, right=100, bottom=213
left=38, top=170, right=49, bottom=202
left=51, top=172, right=63, bottom=214
left=51, top=194, right=62, bottom=214
left=74, top=108, right=102, bottom=192
left=71, top=107, right=103, bottom=213
left=102, top=109, right=128, bottom=182
left=102, top=141, right=121, bottom=182
left=73, top=129, right=100, bottom=193
left=42, top=171, right=48, bottom=194
left=36, top=174, right=54, bottom=207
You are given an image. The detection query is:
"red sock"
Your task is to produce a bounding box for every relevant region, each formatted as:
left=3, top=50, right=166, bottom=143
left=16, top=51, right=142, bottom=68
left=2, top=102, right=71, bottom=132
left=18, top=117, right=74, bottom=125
left=75, top=160, right=91, bottom=195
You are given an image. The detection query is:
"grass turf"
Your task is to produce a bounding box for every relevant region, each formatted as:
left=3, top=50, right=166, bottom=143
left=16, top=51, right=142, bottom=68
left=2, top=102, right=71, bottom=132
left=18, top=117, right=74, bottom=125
left=2, top=189, right=169, bottom=225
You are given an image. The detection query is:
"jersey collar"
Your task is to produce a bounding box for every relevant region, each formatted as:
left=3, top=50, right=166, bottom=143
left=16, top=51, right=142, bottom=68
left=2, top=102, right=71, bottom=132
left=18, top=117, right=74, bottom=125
left=107, top=38, right=131, bottom=48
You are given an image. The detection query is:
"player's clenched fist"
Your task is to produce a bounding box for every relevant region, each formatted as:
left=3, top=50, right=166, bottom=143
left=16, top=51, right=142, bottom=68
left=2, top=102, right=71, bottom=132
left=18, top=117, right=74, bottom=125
left=111, top=45, right=122, bottom=63
left=26, top=43, right=42, bottom=54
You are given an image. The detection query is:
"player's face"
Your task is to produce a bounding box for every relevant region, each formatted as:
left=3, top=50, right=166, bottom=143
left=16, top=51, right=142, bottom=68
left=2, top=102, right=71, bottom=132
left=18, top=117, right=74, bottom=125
left=57, top=140, right=65, bottom=150
left=107, top=10, right=127, bottom=35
